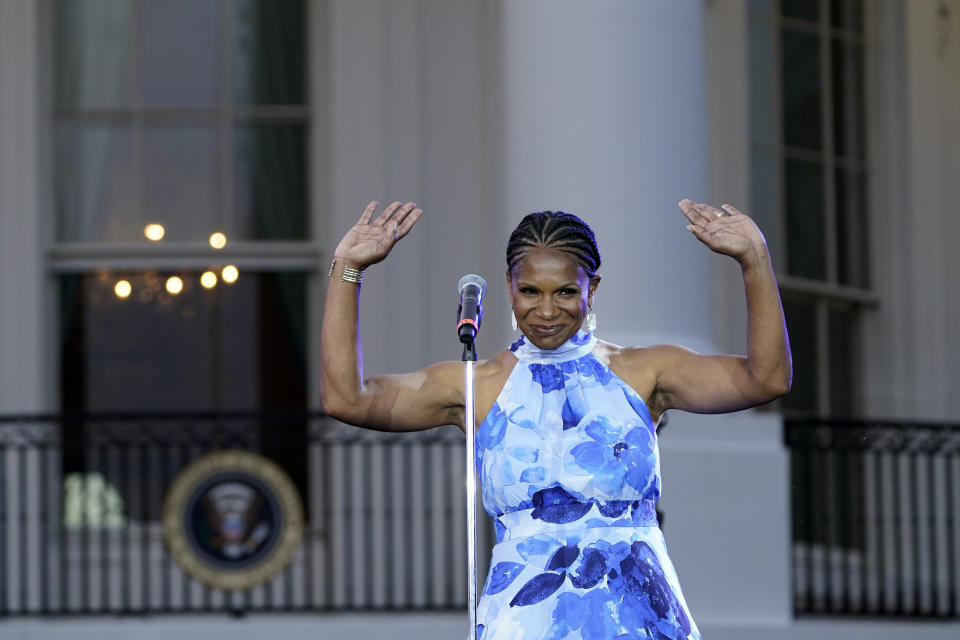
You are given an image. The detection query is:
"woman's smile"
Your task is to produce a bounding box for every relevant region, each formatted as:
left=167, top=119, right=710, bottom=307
left=530, top=324, right=563, bottom=337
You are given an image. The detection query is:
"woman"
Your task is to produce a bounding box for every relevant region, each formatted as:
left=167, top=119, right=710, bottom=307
left=320, top=199, right=791, bottom=640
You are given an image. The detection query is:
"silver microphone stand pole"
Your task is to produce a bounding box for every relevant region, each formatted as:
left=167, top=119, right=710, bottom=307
left=462, top=338, right=478, bottom=640
left=456, top=273, right=485, bottom=640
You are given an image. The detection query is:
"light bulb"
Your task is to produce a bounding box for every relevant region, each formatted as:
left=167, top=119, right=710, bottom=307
left=209, top=232, right=227, bottom=250
left=114, top=280, right=132, bottom=298
left=144, top=223, right=165, bottom=242
left=165, top=276, right=184, bottom=295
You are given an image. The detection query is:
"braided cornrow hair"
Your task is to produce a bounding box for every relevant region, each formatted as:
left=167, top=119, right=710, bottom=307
left=506, top=211, right=601, bottom=277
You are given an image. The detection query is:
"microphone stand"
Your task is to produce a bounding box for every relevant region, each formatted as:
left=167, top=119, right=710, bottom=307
left=462, top=338, right=478, bottom=640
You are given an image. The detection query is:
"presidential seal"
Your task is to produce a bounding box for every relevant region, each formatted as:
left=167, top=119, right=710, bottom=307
left=163, top=450, right=304, bottom=590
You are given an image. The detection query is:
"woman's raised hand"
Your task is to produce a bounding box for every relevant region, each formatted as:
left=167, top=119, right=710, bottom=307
left=678, top=199, right=768, bottom=266
left=333, top=201, right=422, bottom=268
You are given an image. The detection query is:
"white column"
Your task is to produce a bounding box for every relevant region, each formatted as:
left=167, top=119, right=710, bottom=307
left=897, top=0, right=960, bottom=420
left=0, top=0, right=45, bottom=413
left=863, top=0, right=960, bottom=420
left=499, top=0, right=714, bottom=352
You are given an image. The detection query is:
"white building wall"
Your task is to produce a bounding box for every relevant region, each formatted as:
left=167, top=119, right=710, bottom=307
left=0, top=0, right=46, bottom=414
left=324, top=0, right=508, bottom=379
left=703, top=0, right=751, bottom=358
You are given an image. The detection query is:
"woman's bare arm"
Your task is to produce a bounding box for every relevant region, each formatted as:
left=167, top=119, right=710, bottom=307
left=319, top=201, right=464, bottom=431
left=645, top=200, right=792, bottom=417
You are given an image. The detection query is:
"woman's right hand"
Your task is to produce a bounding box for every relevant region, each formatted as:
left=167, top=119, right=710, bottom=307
left=333, top=201, right=422, bottom=268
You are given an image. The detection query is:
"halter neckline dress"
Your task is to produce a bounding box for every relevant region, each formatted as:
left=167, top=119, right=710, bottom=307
left=474, top=329, right=702, bottom=640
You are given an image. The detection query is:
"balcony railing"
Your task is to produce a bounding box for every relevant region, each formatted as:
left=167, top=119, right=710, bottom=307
left=6, top=413, right=958, bottom=619
left=786, top=418, right=960, bottom=619
left=0, top=412, right=481, bottom=616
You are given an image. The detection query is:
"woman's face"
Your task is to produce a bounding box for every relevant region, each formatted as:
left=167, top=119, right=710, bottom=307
left=506, top=247, right=600, bottom=350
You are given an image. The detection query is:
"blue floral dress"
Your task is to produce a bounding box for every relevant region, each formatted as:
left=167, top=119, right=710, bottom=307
left=474, top=330, right=702, bottom=640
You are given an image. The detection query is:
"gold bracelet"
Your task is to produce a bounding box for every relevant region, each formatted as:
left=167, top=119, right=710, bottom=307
left=341, top=265, right=364, bottom=285
left=328, top=259, right=365, bottom=285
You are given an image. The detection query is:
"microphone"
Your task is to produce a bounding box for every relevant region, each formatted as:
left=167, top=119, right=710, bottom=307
left=457, top=274, right=487, bottom=344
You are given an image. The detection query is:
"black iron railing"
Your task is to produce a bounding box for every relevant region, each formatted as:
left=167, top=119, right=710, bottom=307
left=9, top=413, right=956, bottom=619
left=786, top=418, right=960, bottom=619
left=0, top=412, right=479, bottom=616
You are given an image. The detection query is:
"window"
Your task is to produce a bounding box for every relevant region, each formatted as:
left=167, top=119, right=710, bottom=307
left=748, top=0, right=872, bottom=416
left=53, top=0, right=308, bottom=245
left=50, top=0, right=313, bottom=480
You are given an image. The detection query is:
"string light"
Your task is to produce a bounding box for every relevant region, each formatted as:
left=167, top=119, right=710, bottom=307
left=222, top=265, right=239, bottom=283
left=165, top=276, right=184, bottom=295
left=200, top=271, right=218, bottom=289
left=144, top=224, right=165, bottom=241
left=114, top=280, right=132, bottom=298
left=209, top=232, right=227, bottom=250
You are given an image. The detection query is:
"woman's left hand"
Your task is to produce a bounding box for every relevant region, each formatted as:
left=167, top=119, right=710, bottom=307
left=678, top=199, right=768, bottom=266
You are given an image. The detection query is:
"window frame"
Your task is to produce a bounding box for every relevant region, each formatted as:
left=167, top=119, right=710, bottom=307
left=47, top=0, right=314, bottom=253
left=749, top=0, right=877, bottom=417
